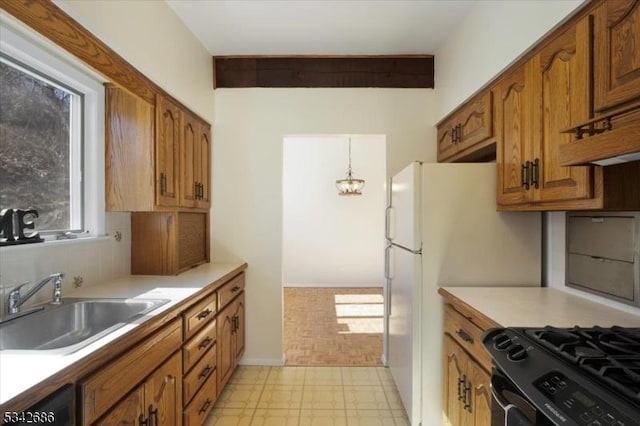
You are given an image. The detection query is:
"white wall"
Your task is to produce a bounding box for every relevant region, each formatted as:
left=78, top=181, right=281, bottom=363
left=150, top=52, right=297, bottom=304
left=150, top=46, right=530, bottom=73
left=282, top=135, right=386, bottom=286
left=435, top=0, right=585, bottom=119
left=213, top=88, right=437, bottom=364
left=55, top=0, right=214, bottom=122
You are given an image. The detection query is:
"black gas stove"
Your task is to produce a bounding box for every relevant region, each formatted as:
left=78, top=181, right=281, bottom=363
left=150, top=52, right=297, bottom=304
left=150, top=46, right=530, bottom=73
left=483, top=326, right=640, bottom=426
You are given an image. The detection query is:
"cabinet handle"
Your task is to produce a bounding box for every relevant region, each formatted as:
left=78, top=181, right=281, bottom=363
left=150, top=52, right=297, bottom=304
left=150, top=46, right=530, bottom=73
left=464, top=382, right=472, bottom=412
left=456, top=329, right=474, bottom=344
left=199, top=398, right=212, bottom=415
left=456, top=124, right=462, bottom=143
left=531, top=158, right=539, bottom=189
left=521, top=161, right=530, bottom=190
left=138, top=414, right=148, bottom=426
left=159, top=173, right=166, bottom=195
left=198, top=336, right=213, bottom=350
left=231, top=285, right=241, bottom=293
left=148, top=405, right=158, bottom=426
left=451, top=126, right=458, bottom=144
left=199, top=365, right=213, bottom=379
left=197, top=308, right=212, bottom=320
left=457, top=376, right=465, bottom=401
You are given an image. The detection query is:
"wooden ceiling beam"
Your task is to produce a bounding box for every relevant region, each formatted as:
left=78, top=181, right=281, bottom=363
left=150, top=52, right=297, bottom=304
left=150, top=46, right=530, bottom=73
left=213, top=56, right=434, bottom=89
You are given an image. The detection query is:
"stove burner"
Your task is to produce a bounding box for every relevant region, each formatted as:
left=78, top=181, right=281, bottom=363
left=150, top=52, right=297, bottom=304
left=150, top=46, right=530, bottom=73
left=525, top=326, right=640, bottom=406
left=574, top=345, right=605, bottom=358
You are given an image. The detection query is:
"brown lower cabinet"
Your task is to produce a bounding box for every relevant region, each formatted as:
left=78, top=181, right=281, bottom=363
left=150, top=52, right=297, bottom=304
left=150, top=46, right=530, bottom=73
left=442, top=300, right=496, bottom=426
left=443, top=335, right=491, bottom=426
left=94, top=352, right=182, bottom=426
left=217, top=291, right=245, bottom=393
left=79, top=270, right=246, bottom=426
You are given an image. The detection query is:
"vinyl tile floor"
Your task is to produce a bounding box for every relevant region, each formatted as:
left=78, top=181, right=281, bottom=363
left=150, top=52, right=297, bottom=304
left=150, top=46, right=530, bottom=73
left=204, top=366, right=409, bottom=426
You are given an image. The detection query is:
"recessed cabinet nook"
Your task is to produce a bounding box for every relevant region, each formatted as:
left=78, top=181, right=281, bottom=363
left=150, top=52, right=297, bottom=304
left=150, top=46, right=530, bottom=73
left=437, top=0, right=640, bottom=212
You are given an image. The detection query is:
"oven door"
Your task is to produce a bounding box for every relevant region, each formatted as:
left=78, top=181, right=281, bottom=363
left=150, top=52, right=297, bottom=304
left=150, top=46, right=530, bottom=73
left=491, top=369, right=555, bottom=426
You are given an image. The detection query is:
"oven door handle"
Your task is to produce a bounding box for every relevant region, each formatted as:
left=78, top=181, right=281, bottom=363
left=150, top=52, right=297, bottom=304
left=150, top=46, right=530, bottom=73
left=491, top=374, right=536, bottom=426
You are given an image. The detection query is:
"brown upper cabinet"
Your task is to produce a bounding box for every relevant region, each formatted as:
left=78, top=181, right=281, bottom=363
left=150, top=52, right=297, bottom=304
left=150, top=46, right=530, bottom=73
left=442, top=0, right=640, bottom=211
left=593, top=0, right=640, bottom=112
left=437, top=90, right=494, bottom=163
left=559, top=0, right=640, bottom=166
left=157, top=95, right=181, bottom=208
left=180, top=111, right=211, bottom=209
left=106, top=86, right=211, bottom=212
left=497, top=18, right=595, bottom=209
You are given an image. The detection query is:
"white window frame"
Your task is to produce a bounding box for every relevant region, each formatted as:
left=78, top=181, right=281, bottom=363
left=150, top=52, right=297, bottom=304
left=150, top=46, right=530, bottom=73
left=0, top=14, right=105, bottom=240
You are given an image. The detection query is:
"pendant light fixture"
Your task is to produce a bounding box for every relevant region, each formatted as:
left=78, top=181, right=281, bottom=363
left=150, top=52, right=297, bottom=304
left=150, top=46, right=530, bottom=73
left=336, top=137, right=365, bottom=196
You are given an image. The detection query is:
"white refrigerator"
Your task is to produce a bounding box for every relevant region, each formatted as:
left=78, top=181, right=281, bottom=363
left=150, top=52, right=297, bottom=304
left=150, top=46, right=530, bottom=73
left=384, top=162, right=541, bottom=426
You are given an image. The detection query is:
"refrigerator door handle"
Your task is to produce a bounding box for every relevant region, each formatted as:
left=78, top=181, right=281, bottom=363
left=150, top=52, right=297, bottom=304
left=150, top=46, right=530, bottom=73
left=384, top=245, right=392, bottom=316
left=384, top=245, right=393, bottom=279
left=385, top=206, right=394, bottom=241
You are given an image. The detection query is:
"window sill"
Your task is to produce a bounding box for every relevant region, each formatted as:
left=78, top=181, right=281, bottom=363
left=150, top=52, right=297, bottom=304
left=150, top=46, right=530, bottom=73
left=0, top=235, right=112, bottom=252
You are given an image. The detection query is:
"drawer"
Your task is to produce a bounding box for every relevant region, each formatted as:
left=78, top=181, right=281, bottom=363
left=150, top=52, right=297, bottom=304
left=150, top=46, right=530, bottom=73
left=184, top=369, right=217, bottom=426
left=218, top=273, right=245, bottom=311
left=567, top=253, right=636, bottom=302
left=183, top=318, right=217, bottom=374
left=183, top=342, right=216, bottom=406
left=444, top=304, right=491, bottom=372
left=183, top=292, right=217, bottom=341
left=568, top=215, right=636, bottom=262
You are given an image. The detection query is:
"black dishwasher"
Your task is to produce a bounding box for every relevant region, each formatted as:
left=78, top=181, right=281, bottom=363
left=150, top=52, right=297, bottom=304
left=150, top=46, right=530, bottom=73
left=3, top=384, right=75, bottom=426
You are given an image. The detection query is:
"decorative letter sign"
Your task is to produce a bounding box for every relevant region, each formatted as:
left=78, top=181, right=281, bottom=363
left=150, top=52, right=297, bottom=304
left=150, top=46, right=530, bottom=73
left=0, top=208, right=44, bottom=246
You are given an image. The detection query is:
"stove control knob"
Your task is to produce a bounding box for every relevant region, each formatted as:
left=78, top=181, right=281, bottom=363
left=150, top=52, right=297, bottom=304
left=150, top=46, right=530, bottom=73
left=493, top=334, right=512, bottom=351
left=507, top=344, right=527, bottom=361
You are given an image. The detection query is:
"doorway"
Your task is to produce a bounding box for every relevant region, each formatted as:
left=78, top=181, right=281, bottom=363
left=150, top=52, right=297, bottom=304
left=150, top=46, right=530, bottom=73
left=282, top=135, right=387, bottom=366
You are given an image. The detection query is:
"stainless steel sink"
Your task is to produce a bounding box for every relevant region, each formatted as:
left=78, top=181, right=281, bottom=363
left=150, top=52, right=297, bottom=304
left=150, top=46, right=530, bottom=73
left=0, top=298, right=169, bottom=353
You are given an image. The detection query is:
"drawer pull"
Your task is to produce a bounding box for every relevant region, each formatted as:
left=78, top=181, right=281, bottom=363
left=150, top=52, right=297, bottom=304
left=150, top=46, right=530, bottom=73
left=198, top=337, right=213, bottom=350
left=199, top=365, right=213, bottom=379
left=231, top=285, right=241, bottom=293
left=199, top=398, right=212, bottom=415
left=197, top=309, right=212, bottom=320
left=456, top=329, right=474, bottom=344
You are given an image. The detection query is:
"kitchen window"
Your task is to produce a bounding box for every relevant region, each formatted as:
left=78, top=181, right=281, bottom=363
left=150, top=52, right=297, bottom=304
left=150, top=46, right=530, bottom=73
left=0, top=54, right=84, bottom=233
left=0, top=16, right=105, bottom=240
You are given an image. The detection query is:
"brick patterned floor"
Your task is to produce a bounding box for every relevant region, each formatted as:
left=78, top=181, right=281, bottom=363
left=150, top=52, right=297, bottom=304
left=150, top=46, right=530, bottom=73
left=284, top=287, right=384, bottom=366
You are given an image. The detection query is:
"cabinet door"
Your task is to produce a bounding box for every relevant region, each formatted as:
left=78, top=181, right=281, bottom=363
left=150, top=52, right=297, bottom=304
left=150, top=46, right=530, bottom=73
left=195, top=122, right=211, bottom=209
left=495, top=66, right=532, bottom=206
left=443, top=335, right=467, bottom=426
left=145, top=352, right=182, bottom=426
left=594, top=0, right=640, bottom=111
left=156, top=95, right=181, bottom=207
left=437, top=118, right=459, bottom=162
left=93, top=388, right=144, bottom=426
left=105, top=85, right=155, bottom=212
left=234, top=293, right=245, bottom=360
left=468, top=360, right=492, bottom=426
left=180, top=112, right=197, bottom=208
left=531, top=17, right=593, bottom=203
left=216, top=302, right=235, bottom=393
left=457, top=90, right=493, bottom=152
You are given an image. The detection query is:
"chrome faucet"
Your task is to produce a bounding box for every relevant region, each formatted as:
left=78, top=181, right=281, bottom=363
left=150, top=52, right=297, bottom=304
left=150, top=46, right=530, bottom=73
left=7, top=272, right=65, bottom=315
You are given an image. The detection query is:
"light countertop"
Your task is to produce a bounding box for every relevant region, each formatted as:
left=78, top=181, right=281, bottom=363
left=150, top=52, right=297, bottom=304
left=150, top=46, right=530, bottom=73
left=0, top=262, right=246, bottom=407
left=440, top=286, right=640, bottom=327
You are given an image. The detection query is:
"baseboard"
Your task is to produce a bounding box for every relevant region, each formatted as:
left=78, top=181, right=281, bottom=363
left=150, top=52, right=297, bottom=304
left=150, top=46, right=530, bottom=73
left=283, top=282, right=383, bottom=288
left=238, top=358, right=285, bottom=366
